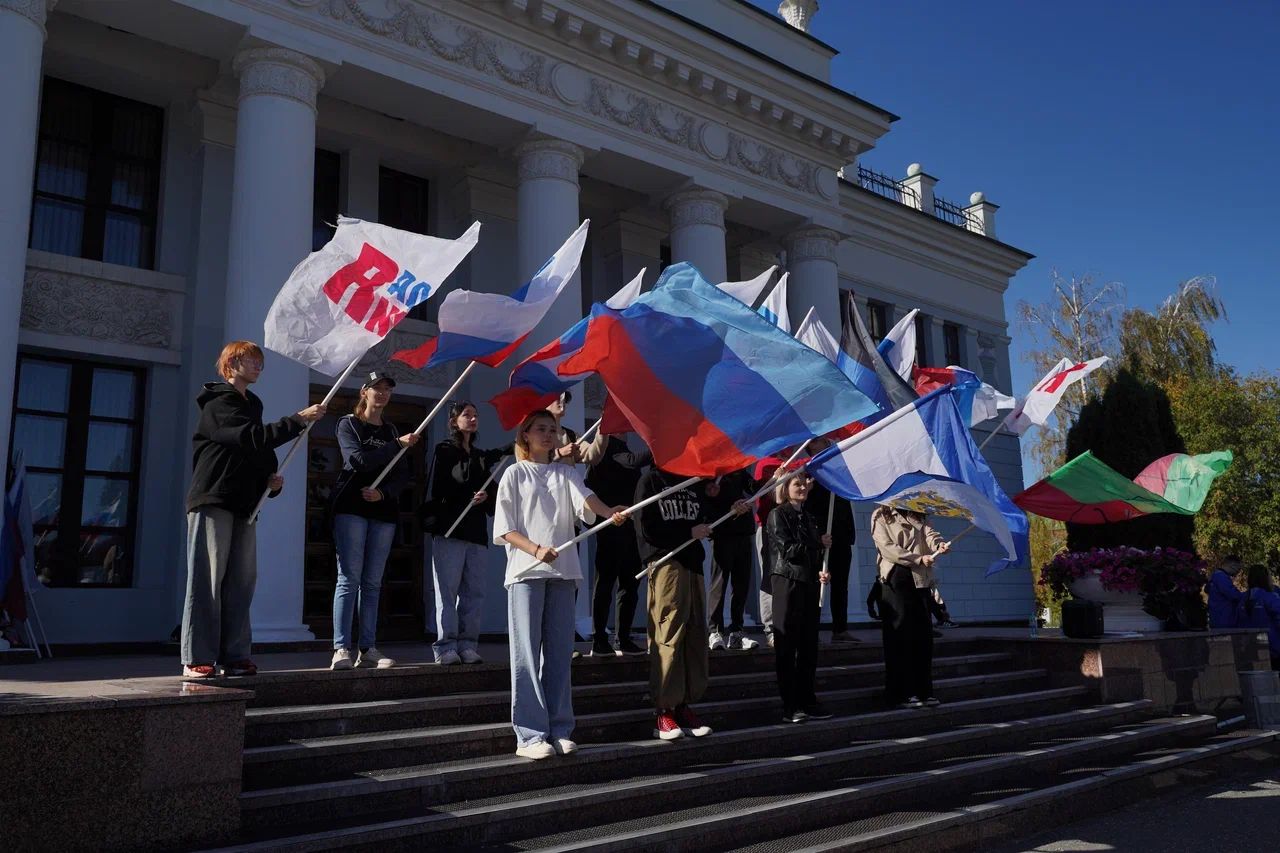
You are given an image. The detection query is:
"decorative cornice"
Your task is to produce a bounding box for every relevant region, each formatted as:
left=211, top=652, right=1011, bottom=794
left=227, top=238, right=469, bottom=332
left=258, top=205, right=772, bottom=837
left=0, top=0, right=56, bottom=35
left=665, top=188, right=728, bottom=230
left=233, top=46, right=325, bottom=112
left=515, top=138, right=585, bottom=185
left=785, top=226, right=839, bottom=263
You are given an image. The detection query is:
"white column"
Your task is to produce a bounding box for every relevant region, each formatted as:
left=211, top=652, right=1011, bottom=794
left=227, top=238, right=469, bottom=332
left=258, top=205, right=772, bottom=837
left=665, top=188, right=728, bottom=286
left=224, top=46, right=325, bottom=642
left=785, top=226, right=841, bottom=334
left=0, top=0, right=55, bottom=489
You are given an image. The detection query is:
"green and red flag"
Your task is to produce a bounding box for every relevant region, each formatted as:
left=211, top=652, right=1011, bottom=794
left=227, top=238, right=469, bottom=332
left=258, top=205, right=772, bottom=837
left=1014, top=450, right=1232, bottom=524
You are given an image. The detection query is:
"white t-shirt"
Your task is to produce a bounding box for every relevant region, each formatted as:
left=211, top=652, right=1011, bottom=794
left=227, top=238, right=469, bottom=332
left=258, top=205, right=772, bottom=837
left=493, top=459, right=597, bottom=586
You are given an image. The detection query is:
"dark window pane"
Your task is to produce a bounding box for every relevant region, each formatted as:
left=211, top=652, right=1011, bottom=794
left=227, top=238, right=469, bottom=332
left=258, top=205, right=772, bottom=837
left=313, top=148, right=341, bottom=252
left=110, top=104, right=161, bottom=158
left=102, top=212, right=149, bottom=267
left=867, top=302, right=888, bottom=343
left=379, top=167, right=430, bottom=235
left=35, top=139, right=89, bottom=198
left=27, top=472, right=62, bottom=527
left=75, top=529, right=129, bottom=585
left=81, top=476, right=129, bottom=527
left=944, top=323, right=962, bottom=366
left=17, top=360, right=71, bottom=412
left=915, top=315, right=928, bottom=367
left=90, top=368, right=136, bottom=418
left=38, top=82, right=93, bottom=142
left=13, top=414, right=66, bottom=469
left=86, top=423, right=133, bottom=472
left=30, top=198, right=85, bottom=257
left=33, top=528, right=59, bottom=586
left=110, top=159, right=153, bottom=209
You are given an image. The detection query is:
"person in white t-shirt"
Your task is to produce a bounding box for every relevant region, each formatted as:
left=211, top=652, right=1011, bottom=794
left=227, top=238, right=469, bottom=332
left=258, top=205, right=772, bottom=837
left=494, top=409, right=630, bottom=760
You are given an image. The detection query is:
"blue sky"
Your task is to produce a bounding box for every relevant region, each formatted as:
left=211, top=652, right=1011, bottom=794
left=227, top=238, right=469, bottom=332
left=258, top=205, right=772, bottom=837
left=750, top=0, right=1279, bottom=396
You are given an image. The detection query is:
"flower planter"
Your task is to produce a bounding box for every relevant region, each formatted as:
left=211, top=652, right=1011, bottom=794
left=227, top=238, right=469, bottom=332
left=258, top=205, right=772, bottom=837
left=1069, top=571, right=1164, bottom=633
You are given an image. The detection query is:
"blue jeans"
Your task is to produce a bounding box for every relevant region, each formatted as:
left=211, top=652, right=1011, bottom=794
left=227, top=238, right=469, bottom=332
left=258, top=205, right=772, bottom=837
left=332, top=514, right=396, bottom=650
left=508, top=578, right=576, bottom=748
left=431, top=535, right=486, bottom=658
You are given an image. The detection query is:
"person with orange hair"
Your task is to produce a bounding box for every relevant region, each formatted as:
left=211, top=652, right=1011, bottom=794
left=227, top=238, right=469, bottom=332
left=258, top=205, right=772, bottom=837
left=181, top=341, right=326, bottom=678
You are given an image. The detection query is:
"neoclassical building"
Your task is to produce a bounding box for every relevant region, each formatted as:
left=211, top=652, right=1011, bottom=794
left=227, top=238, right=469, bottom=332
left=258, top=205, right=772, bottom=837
left=0, top=0, right=1033, bottom=645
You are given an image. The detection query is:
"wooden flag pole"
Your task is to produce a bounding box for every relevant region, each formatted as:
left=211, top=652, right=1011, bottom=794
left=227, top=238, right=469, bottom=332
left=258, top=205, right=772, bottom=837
left=249, top=355, right=362, bottom=525
left=369, top=361, right=477, bottom=490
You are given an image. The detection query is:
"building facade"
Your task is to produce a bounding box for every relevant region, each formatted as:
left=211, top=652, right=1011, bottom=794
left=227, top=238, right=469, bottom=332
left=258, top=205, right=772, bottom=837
left=0, top=0, right=1032, bottom=645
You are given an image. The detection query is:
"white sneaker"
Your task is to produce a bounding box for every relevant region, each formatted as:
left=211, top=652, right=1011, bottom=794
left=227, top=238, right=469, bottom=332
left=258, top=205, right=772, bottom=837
left=356, top=647, right=394, bottom=669
left=330, top=649, right=354, bottom=670
left=552, top=738, right=578, bottom=755
left=437, top=650, right=462, bottom=666
left=708, top=631, right=726, bottom=651
left=515, top=741, right=556, bottom=760
left=459, top=648, right=484, bottom=664
left=728, top=632, right=759, bottom=650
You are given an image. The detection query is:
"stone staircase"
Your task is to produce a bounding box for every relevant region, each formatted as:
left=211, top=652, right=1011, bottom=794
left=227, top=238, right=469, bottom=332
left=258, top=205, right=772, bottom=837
left=201, top=638, right=1277, bottom=852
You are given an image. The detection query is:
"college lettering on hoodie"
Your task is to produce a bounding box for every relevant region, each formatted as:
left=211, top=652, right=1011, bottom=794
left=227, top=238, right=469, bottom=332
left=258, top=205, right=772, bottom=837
left=657, top=492, right=700, bottom=523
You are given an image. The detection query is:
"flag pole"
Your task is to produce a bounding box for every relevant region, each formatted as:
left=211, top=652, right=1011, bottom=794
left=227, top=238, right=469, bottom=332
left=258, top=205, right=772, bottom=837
left=976, top=413, right=1010, bottom=454
left=948, top=523, right=977, bottom=545
left=819, top=492, right=835, bottom=609
left=249, top=355, right=362, bottom=525
left=442, top=453, right=511, bottom=539
left=370, top=361, right=477, bottom=490
left=554, top=475, right=701, bottom=553
left=578, top=418, right=602, bottom=445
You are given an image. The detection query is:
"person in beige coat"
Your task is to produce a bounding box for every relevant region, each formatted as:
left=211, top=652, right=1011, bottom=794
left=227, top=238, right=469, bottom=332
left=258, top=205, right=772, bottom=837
left=871, top=505, right=950, bottom=708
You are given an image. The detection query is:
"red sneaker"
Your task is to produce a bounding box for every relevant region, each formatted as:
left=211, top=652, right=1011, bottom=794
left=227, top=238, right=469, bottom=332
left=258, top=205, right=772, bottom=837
left=675, top=704, right=712, bottom=737
left=654, top=709, right=684, bottom=740
left=223, top=659, right=258, bottom=677
left=182, top=664, right=216, bottom=679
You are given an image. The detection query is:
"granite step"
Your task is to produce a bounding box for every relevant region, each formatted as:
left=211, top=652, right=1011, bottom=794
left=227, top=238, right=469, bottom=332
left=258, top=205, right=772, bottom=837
left=242, top=667, right=1049, bottom=789
left=244, top=652, right=1014, bottom=746
left=212, top=708, right=1206, bottom=851
left=240, top=685, right=1101, bottom=834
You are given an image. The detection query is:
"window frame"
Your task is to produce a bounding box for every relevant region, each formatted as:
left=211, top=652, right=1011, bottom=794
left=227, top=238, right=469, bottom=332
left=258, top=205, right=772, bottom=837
left=866, top=300, right=889, bottom=343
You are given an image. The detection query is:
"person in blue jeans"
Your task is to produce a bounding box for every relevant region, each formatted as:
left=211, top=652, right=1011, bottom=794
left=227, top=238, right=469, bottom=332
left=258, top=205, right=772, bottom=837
left=329, top=372, right=418, bottom=670
left=494, top=410, right=629, bottom=759
left=1238, top=564, right=1280, bottom=671
left=1206, top=555, right=1244, bottom=629
left=426, top=401, right=508, bottom=665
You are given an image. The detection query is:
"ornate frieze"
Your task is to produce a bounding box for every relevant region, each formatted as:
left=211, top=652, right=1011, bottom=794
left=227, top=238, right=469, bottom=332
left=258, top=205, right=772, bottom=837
left=22, top=267, right=176, bottom=349
left=359, top=329, right=456, bottom=389
left=0, top=0, right=56, bottom=34
left=515, top=138, right=586, bottom=185
left=233, top=47, right=326, bottom=112
left=785, top=227, right=839, bottom=264
left=666, top=189, right=729, bottom=230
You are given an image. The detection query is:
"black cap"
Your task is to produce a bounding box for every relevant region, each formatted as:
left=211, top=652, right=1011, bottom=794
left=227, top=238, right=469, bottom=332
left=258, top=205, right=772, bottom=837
left=361, top=371, right=396, bottom=390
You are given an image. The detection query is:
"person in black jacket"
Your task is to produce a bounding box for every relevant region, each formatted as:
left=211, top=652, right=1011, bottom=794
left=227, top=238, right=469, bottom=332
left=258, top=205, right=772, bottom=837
left=705, top=467, right=759, bottom=651
left=181, top=341, right=325, bottom=678
left=329, top=372, right=419, bottom=671
left=583, top=431, right=651, bottom=656
left=768, top=474, right=832, bottom=723
left=426, top=400, right=508, bottom=665
left=806, top=477, right=858, bottom=643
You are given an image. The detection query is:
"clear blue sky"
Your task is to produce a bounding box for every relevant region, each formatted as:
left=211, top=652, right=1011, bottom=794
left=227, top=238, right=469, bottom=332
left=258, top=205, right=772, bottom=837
left=750, top=0, right=1279, bottom=396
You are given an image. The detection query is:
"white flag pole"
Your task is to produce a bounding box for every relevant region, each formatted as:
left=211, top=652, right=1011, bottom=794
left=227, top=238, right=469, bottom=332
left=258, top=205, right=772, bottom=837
left=819, top=492, right=835, bottom=609
left=554, top=475, right=701, bottom=553
left=370, top=361, right=477, bottom=490
left=578, top=418, right=602, bottom=446
left=443, top=453, right=511, bottom=539
left=976, top=413, right=1011, bottom=454
left=248, top=355, right=362, bottom=525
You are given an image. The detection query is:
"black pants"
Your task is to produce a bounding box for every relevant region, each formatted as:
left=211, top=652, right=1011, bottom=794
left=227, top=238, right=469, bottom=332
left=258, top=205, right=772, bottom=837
left=926, top=584, right=951, bottom=625
left=879, top=566, right=934, bottom=703
left=826, top=540, right=852, bottom=633
left=708, top=534, right=754, bottom=633
left=592, top=523, right=640, bottom=639
left=772, top=575, right=820, bottom=713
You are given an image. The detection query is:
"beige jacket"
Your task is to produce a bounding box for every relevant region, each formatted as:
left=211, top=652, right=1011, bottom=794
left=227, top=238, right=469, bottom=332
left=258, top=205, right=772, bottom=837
left=871, top=506, right=946, bottom=589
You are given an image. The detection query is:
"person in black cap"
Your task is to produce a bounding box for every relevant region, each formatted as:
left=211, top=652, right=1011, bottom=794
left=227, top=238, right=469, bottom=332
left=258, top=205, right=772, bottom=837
left=329, top=371, right=419, bottom=670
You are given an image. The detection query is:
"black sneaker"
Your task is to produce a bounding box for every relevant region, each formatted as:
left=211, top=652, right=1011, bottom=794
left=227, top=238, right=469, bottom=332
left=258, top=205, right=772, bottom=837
left=923, top=696, right=942, bottom=707
left=617, top=637, right=646, bottom=655
left=590, top=640, right=619, bottom=658
left=803, top=705, right=833, bottom=720
left=571, top=649, right=583, bottom=662
left=782, top=709, right=808, bottom=724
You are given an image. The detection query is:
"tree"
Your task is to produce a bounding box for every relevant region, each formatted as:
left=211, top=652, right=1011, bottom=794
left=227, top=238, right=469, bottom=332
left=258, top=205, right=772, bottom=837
left=1064, top=367, right=1195, bottom=552
left=1017, top=271, right=1123, bottom=473
left=1120, top=276, right=1225, bottom=386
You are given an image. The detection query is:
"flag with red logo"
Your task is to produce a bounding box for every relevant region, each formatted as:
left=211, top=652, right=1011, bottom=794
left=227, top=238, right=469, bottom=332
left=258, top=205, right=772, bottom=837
left=264, top=218, right=481, bottom=375
left=1003, top=356, right=1109, bottom=435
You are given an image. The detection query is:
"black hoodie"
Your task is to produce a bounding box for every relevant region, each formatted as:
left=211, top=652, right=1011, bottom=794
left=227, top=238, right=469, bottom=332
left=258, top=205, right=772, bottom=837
left=185, top=382, right=307, bottom=517
left=634, top=468, right=707, bottom=572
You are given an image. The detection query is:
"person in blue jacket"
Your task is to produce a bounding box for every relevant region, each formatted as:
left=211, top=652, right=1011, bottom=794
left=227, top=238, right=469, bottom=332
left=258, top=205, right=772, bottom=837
left=1238, top=564, right=1280, bottom=671
left=1206, top=555, right=1244, bottom=629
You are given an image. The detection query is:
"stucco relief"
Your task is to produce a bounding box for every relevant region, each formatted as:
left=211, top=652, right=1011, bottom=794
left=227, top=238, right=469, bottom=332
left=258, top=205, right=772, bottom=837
left=22, top=270, right=174, bottom=348
left=728, top=133, right=821, bottom=195
left=234, top=47, right=326, bottom=111
left=785, top=227, right=839, bottom=263
left=585, top=78, right=698, bottom=152
left=516, top=139, right=585, bottom=184
left=666, top=189, right=729, bottom=230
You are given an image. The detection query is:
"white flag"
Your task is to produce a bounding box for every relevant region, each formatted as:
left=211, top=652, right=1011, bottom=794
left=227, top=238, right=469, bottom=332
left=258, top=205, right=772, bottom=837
left=878, top=309, right=919, bottom=381
left=264, top=217, right=481, bottom=376
left=795, top=306, right=841, bottom=364
left=759, top=271, right=791, bottom=333
left=1004, top=356, right=1109, bottom=435
left=716, top=265, right=777, bottom=308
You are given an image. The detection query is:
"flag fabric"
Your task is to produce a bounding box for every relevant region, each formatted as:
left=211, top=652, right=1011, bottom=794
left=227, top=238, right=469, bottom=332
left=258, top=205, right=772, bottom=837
left=794, top=307, right=865, bottom=440
left=393, top=220, right=589, bottom=370
left=264, top=218, right=480, bottom=375
left=717, top=265, right=777, bottom=309
left=914, top=365, right=1016, bottom=426
left=1014, top=450, right=1233, bottom=524
left=489, top=269, right=645, bottom=429
left=806, top=386, right=1028, bottom=574
left=838, top=290, right=918, bottom=413
left=874, top=477, right=1020, bottom=574
left=877, top=308, right=919, bottom=381
left=1004, top=356, right=1109, bottom=435
left=599, top=393, right=634, bottom=436
left=758, top=272, right=791, bottom=333
left=557, top=262, right=882, bottom=477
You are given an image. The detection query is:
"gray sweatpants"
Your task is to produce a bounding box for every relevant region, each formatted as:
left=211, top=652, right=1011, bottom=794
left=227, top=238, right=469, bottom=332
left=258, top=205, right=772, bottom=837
left=181, top=507, right=257, bottom=665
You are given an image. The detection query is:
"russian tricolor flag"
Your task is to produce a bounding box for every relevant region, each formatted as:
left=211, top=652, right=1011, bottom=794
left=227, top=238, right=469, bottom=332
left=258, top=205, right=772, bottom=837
left=393, top=221, right=589, bottom=370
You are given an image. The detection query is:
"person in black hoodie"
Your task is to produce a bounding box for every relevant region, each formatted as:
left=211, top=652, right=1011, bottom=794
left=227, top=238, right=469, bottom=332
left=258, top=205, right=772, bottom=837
left=705, top=467, right=759, bottom=651
left=768, top=473, right=832, bottom=723
left=426, top=400, right=508, bottom=665
left=328, top=372, right=419, bottom=671
left=181, top=341, right=325, bottom=678
left=806, top=476, right=857, bottom=643
left=583, top=431, right=651, bottom=656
